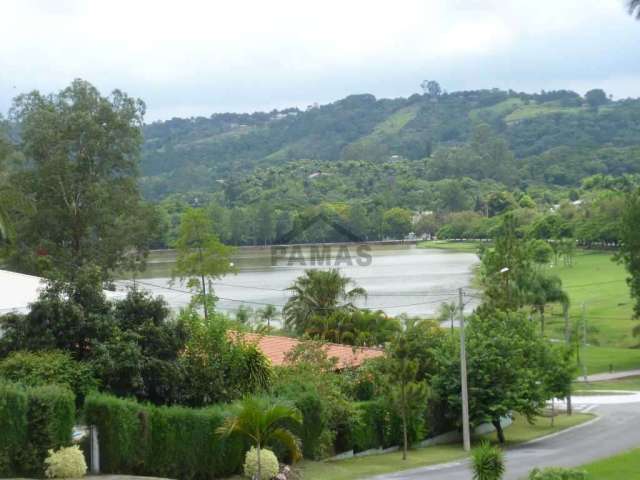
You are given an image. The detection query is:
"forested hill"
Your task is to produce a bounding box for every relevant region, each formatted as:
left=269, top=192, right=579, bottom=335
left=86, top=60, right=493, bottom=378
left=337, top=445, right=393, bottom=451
left=140, top=87, right=640, bottom=201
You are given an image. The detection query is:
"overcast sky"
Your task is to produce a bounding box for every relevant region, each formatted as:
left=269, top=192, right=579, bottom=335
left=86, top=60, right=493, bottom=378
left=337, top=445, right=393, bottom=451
left=1, top=0, right=638, bottom=122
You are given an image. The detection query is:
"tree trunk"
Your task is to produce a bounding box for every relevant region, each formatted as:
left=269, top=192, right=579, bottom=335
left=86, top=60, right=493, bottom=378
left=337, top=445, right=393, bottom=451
left=492, top=419, right=505, bottom=444
left=401, top=380, right=408, bottom=460
left=540, top=309, right=545, bottom=336
left=563, top=303, right=570, bottom=344
left=256, top=443, right=261, bottom=480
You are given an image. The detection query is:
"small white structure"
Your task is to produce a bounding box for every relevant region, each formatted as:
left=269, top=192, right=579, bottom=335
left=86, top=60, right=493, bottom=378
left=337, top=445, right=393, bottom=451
left=0, top=269, right=46, bottom=314
left=0, top=269, right=123, bottom=315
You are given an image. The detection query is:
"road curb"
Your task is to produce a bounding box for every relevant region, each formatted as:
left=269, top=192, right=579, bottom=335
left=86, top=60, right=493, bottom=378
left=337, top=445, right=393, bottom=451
left=521, top=414, right=602, bottom=446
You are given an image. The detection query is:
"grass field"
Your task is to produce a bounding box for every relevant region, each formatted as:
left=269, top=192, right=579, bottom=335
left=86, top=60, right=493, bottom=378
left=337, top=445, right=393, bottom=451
left=583, top=448, right=640, bottom=479
left=419, top=243, right=640, bottom=375
left=297, top=413, right=592, bottom=480
left=573, top=376, right=640, bottom=393
left=546, top=251, right=640, bottom=374
left=417, top=240, right=483, bottom=254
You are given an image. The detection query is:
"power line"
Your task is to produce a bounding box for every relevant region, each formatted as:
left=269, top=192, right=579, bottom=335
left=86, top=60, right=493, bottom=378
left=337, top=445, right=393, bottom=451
left=122, top=278, right=460, bottom=311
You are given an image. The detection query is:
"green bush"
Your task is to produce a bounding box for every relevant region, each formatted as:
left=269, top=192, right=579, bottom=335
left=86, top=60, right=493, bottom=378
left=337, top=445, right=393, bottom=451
left=44, top=445, right=87, bottom=479
left=471, top=441, right=505, bottom=480
left=0, top=382, right=75, bottom=477
left=243, top=447, right=279, bottom=480
left=351, top=398, right=426, bottom=453
left=290, top=391, right=330, bottom=460
left=21, top=385, right=76, bottom=476
left=0, top=350, right=98, bottom=406
left=85, top=393, right=247, bottom=479
left=528, top=467, right=587, bottom=479
left=0, top=382, right=28, bottom=476
left=352, top=401, right=385, bottom=452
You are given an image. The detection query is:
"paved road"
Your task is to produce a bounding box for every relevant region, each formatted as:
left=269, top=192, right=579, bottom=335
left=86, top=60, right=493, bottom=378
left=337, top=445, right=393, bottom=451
left=575, top=368, right=640, bottom=383
left=370, top=402, right=640, bottom=480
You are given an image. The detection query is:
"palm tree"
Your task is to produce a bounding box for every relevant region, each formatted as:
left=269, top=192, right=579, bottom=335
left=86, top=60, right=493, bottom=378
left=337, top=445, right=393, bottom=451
left=527, top=273, right=570, bottom=335
left=283, top=269, right=367, bottom=334
left=258, top=304, right=279, bottom=330
left=217, top=396, right=302, bottom=480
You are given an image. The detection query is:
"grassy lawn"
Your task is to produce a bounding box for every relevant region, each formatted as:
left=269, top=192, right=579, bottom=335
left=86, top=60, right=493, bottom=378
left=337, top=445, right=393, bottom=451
left=573, top=376, right=640, bottom=393
left=580, top=345, right=640, bottom=375
left=528, top=250, right=639, bottom=374
left=417, top=247, right=640, bottom=375
left=417, top=240, right=483, bottom=254
left=547, top=251, right=634, bottom=348
left=583, top=448, right=640, bottom=479
left=297, top=413, right=592, bottom=480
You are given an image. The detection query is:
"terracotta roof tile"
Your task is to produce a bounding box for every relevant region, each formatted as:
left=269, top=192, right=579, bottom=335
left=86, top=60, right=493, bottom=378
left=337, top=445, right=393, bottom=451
left=235, top=332, right=384, bottom=369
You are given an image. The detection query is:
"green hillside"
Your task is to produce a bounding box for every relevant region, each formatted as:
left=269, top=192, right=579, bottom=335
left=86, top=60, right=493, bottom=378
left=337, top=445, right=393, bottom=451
left=140, top=88, right=640, bottom=201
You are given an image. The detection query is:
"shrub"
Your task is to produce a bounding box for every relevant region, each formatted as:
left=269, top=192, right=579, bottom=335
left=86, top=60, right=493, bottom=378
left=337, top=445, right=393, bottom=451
left=471, top=441, right=505, bottom=480
left=0, top=382, right=28, bottom=476
left=0, top=350, right=98, bottom=406
left=44, top=446, right=87, bottom=479
left=85, top=393, right=247, bottom=479
left=352, top=401, right=385, bottom=452
left=0, top=382, right=75, bottom=477
left=243, top=447, right=279, bottom=480
left=528, top=467, right=587, bottom=479
left=21, top=385, right=76, bottom=476
left=290, top=390, right=330, bottom=460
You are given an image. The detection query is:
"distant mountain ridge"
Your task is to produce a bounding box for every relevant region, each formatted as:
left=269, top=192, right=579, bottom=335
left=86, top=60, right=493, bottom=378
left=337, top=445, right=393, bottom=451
left=140, top=88, right=640, bottom=200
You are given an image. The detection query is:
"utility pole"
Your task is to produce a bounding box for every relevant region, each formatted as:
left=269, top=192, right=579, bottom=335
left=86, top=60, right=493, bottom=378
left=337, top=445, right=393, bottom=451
left=458, top=288, right=471, bottom=452
left=581, top=303, right=587, bottom=382
left=564, top=304, right=572, bottom=415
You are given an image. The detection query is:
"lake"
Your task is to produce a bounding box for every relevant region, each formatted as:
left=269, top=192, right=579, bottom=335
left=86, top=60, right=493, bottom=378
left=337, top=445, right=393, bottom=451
left=116, top=243, right=479, bottom=318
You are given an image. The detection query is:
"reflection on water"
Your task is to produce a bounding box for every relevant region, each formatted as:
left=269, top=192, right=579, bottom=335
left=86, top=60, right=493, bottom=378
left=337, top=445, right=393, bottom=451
left=117, top=244, right=479, bottom=318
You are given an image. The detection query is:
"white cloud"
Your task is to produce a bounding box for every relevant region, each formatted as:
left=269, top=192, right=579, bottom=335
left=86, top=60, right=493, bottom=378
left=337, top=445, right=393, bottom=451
left=0, top=0, right=637, bottom=120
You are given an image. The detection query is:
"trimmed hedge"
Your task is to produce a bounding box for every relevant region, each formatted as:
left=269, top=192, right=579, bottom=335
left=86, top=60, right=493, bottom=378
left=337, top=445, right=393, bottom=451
left=85, top=393, right=247, bottom=480
left=0, top=382, right=74, bottom=477
left=0, top=382, right=28, bottom=476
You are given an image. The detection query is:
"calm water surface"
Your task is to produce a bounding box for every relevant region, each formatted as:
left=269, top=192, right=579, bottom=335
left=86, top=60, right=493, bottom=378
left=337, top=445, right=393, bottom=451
left=117, top=244, right=479, bottom=318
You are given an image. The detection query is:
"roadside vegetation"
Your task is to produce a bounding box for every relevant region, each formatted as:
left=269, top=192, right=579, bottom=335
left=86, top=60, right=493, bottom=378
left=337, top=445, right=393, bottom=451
left=2, top=78, right=640, bottom=479
left=298, top=413, right=592, bottom=480
left=583, top=448, right=640, bottom=479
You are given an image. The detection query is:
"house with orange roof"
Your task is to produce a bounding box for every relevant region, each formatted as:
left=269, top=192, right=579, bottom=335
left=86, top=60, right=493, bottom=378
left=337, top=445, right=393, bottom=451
left=237, top=332, right=384, bottom=370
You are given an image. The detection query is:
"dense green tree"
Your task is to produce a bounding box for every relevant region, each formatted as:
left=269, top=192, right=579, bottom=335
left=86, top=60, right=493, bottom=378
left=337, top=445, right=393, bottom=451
left=479, top=214, right=534, bottom=310
left=486, top=191, right=517, bottom=217
left=0, top=265, right=114, bottom=360
left=8, top=79, right=154, bottom=279
left=529, top=239, right=554, bottom=266
left=179, top=310, right=272, bottom=406
left=585, top=89, right=608, bottom=109
left=617, top=188, right=640, bottom=336
left=256, top=201, right=276, bottom=245
left=173, top=207, right=235, bottom=319
left=432, top=310, right=550, bottom=443
left=382, top=207, right=413, bottom=239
